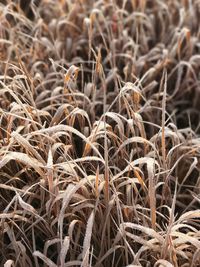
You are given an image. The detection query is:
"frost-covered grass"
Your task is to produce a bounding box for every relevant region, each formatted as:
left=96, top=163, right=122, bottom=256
left=0, top=1, right=200, bottom=266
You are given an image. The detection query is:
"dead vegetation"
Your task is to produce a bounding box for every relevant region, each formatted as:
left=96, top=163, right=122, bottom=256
left=0, top=0, right=200, bottom=266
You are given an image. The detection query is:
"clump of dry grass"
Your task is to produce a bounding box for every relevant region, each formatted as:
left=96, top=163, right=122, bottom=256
left=0, top=0, right=200, bottom=266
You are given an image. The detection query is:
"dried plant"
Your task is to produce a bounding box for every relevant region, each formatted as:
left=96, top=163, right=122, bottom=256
left=0, top=0, right=200, bottom=266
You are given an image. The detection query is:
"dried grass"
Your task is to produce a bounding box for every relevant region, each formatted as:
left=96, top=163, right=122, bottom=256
left=1, top=0, right=200, bottom=266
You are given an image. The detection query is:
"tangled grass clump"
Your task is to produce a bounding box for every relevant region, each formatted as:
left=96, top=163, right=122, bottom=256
left=0, top=0, right=200, bottom=266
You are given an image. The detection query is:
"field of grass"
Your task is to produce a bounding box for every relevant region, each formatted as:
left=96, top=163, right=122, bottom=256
left=0, top=0, right=200, bottom=266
